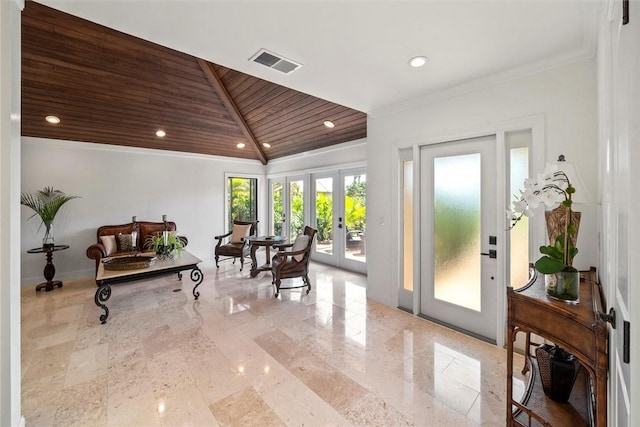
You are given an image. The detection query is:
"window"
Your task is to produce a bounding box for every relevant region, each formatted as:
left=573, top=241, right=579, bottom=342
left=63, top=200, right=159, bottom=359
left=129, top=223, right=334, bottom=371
left=402, top=159, right=414, bottom=291
left=227, top=176, right=258, bottom=230
left=506, top=130, right=531, bottom=289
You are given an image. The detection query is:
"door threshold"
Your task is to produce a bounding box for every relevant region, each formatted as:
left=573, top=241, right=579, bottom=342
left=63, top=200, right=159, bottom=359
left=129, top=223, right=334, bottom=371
left=417, top=313, right=497, bottom=345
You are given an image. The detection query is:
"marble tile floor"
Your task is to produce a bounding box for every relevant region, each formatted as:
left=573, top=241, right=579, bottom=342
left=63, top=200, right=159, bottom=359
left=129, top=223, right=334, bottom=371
left=21, top=260, right=525, bottom=426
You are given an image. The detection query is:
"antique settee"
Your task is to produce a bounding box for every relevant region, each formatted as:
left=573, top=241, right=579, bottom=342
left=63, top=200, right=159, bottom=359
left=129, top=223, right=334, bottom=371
left=86, top=220, right=188, bottom=275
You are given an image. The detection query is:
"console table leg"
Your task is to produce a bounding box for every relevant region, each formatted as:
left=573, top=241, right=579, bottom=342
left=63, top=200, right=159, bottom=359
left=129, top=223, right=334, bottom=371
left=191, top=267, right=203, bottom=300
left=95, top=284, right=111, bottom=324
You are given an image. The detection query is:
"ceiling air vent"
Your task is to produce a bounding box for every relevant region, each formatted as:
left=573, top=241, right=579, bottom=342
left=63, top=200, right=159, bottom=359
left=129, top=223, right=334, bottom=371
left=250, top=48, right=302, bottom=74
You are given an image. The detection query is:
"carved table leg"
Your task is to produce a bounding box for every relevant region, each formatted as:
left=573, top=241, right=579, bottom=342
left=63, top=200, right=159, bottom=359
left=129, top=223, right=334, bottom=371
left=250, top=243, right=259, bottom=277
left=191, top=267, right=204, bottom=300
left=95, top=284, right=112, bottom=324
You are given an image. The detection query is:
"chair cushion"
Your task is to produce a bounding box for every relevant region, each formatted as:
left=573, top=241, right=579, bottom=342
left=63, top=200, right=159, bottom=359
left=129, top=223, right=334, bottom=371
left=100, top=235, right=117, bottom=256
left=230, top=224, right=251, bottom=243
left=218, top=242, right=244, bottom=257
left=291, top=235, right=309, bottom=262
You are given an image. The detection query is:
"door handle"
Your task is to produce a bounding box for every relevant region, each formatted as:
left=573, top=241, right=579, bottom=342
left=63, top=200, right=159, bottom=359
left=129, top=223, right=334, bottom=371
left=480, top=250, right=497, bottom=259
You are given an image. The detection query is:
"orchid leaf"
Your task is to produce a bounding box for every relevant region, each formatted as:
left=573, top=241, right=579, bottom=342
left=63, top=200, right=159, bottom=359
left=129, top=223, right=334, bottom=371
left=534, top=256, right=566, bottom=274
left=539, top=244, right=563, bottom=261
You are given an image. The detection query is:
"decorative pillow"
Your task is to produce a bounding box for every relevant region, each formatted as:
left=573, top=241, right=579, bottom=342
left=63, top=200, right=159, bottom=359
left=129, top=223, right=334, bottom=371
left=291, top=235, right=310, bottom=262
left=230, top=224, right=252, bottom=243
left=100, top=235, right=117, bottom=256
left=116, top=233, right=134, bottom=252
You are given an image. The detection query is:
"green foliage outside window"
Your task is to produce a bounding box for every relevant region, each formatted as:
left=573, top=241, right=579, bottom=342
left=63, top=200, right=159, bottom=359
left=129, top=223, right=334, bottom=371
left=315, top=192, right=333, bottom=242
left=272, top=175, right=366, bottom=243
left=228, top=177, right=257, bottom=230
left=272, top=182, right=284, bottom=236
left=345, top=177, right=366, bottom=232
left=289, top=181, right=304, bottom=238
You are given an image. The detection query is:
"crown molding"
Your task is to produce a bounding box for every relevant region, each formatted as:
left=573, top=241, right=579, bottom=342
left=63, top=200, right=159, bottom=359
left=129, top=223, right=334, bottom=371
left=370, top=44, right=596, bottom=119
left=267, top=138, right=367, bottom=166
left=21, top=137, right=264, bottom=165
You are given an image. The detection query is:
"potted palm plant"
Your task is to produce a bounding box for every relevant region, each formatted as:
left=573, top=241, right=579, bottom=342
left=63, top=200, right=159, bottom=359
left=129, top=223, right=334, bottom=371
left=21, top=186, right=79, bottom=248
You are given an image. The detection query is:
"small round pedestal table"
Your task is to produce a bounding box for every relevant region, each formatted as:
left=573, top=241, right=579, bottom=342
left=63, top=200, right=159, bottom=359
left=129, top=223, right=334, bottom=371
left=247, top=236, right=286, bottom=277
left=27, top=244, right=69, bottom=292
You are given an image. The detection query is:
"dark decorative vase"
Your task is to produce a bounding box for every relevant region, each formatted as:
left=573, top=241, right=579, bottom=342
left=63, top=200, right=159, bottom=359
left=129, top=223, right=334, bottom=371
left=535, top=344, right=581, bottom=402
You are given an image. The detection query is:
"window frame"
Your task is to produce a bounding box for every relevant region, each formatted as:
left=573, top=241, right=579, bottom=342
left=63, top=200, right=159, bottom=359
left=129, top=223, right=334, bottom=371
left=224, top=173, right=262, bottom=232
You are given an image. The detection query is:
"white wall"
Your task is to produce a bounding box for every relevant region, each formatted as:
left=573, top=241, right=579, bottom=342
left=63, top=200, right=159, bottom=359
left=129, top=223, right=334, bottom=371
left=1, top=0, right=24, bottom=425
left=20, top=138, right=264, bottom=286
left=366, top=59, right=598, bottom=306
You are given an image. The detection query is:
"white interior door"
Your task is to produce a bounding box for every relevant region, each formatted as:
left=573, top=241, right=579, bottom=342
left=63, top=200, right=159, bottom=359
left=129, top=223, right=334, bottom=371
left=606, top=2, right=637, bottom=424
left=420, top=136, right=498, bottom=342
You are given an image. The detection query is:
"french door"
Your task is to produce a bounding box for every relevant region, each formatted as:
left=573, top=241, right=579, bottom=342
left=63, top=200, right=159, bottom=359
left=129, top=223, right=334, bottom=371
left=310, top=169, right=367, bottom=274
left=311, top=173, right=337, bottom=265
left=420, top=136, right=498, bottom=342
left=268, top=176, right=307, bottom=241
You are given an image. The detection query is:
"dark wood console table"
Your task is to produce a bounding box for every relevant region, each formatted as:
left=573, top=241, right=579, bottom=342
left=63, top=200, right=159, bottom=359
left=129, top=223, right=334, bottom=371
left=506, top=267, right=608, bottom=426
left=27, top=244, right=69, bottom=292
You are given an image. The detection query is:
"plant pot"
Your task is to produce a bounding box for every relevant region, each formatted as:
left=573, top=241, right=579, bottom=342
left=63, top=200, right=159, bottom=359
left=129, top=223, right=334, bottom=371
left=545, top=271, right=580, bottom=303
left=535, top=344, right=581, bottom=402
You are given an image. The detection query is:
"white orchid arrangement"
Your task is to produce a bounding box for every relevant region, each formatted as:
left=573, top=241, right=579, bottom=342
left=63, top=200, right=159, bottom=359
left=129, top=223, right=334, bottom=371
left=507, top=163, right=578, bottom=274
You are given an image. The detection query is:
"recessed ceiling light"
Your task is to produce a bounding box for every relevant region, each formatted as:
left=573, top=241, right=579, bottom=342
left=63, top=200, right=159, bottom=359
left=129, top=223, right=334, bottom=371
left=262, top=142, right=271, bottom=148
left=324, top=120, right=335, bottom=128
left=237, top=142, right=246, bottom=148
left=408, top=56, right=428, bottom=68
left=155, top=130, right=166, bottom=137
left=45, top=115, right=60, bottom=124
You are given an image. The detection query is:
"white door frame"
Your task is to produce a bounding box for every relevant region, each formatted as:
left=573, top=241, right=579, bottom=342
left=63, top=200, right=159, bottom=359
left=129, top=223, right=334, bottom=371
left=337, top=167, right=368, bottom=274
left=310, top=171, right=339, bottom=266
left=395, top=115, right=545, bottom=348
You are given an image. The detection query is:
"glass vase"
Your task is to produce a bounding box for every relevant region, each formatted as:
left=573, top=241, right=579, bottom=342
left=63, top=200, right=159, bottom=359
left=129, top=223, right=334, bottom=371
left=545, top=271, right=580, bottom=303
left=42, top=223, right=54, bottom=248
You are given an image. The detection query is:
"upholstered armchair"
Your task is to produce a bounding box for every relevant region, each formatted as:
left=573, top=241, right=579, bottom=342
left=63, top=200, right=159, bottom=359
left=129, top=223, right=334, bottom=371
left=271, top=226, right=317, bottom=297
left=214, top=220, right=258, bottom=271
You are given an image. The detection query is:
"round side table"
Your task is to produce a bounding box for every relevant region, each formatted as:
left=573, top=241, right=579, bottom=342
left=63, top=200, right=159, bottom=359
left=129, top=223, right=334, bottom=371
left=247, top=236, right=287, bottom=277
left=27, top=245, right=70, bottom=292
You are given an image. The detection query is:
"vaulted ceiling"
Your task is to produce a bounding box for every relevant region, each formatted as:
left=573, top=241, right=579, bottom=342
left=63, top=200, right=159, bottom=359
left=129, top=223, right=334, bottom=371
left=21, top=1, right=367, bottom=164
left=22, top=0, right=600, bottom=164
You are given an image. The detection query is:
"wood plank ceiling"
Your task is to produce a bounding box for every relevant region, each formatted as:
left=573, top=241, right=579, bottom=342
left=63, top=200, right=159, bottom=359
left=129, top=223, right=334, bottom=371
left=21, top=1, right=367, bottom=164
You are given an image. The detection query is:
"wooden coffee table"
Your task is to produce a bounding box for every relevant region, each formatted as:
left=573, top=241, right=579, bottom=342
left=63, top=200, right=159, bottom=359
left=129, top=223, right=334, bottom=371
left=94, top=251, right=203, bottom=324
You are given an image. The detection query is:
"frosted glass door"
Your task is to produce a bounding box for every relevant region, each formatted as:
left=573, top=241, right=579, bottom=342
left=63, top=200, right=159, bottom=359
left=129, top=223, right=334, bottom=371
left=420, top=136, right=497, bottom=342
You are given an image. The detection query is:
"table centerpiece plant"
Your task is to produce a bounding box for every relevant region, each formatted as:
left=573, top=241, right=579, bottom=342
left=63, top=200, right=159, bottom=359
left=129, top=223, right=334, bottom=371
left=145, top=232, right=184, bottom=258
left=507, top=163, right=581, bottom=303
left=20, top=186, right=79, bottom=248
